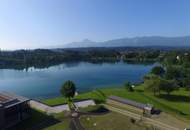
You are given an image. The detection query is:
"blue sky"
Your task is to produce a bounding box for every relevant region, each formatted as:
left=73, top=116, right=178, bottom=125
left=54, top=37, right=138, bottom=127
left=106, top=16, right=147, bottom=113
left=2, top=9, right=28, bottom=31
left=0, top=0, right=190, bottom=50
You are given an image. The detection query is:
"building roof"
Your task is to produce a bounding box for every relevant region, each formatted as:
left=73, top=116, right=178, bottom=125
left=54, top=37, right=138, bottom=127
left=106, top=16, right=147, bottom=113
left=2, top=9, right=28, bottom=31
left=0, top=92, right=29, bottom=108
left=108, top=95, right=150, bottom=110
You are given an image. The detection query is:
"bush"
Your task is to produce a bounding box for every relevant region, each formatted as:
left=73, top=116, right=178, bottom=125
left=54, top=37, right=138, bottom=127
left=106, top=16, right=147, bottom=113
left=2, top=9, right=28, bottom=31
left=130, top=118, right=136, bottom=124
left=151, top=66, right=165, bottom=76
left=124, top=81, right=134, bottom=92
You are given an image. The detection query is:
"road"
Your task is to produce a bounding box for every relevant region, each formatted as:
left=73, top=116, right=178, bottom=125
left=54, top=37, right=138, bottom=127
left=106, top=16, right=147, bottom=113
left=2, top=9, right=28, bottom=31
left=103, top=104, right=180, bottom=130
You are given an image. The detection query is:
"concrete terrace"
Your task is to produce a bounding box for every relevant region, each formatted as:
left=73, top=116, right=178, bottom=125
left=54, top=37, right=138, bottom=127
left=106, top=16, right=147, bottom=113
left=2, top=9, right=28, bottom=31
left=29, top=100, right=95, bottom=114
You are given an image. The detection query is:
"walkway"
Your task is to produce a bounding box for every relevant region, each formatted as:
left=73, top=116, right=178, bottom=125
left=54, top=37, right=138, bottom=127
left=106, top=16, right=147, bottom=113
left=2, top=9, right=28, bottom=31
left=70, top=118, right=86, bottom=130
left=29, top=100, right=95, bottom=113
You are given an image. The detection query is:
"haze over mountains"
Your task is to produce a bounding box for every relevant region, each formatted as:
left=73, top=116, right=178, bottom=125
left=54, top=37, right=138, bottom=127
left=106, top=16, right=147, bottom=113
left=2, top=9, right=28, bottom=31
left=62, top=36, right=190, bottom=48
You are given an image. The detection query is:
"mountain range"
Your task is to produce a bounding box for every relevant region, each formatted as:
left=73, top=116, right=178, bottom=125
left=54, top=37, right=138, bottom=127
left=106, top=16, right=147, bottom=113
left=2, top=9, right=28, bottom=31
left=62, top=36, right=190, bottom=48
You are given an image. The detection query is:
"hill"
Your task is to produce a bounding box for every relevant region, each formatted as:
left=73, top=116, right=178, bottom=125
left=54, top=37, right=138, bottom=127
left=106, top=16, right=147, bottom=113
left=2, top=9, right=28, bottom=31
left=63, top=36, right=190, bottom=48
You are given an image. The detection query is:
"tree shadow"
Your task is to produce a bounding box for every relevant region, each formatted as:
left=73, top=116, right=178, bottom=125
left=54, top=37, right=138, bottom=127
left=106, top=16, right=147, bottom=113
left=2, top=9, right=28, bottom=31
left=135, top=89, right=144, bottom=93
left=156, top=94, right=190, bottom=102
left=79, top=105, right=110, bottom=116
left=86, top=106, right=110, bottom=114
left=9, top=109, right=61, bottom=130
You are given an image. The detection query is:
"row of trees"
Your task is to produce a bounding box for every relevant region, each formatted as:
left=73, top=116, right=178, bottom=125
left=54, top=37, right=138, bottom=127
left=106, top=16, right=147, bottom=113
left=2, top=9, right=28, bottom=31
left=0, top=49, right=120, bottom=69
left=144, top=75, right=178, bottom=95
left=123, top=51, right=160, bottom=61
left=144, top=61, right=190, bottom=96
left=0, top=48, right=163, bottom=69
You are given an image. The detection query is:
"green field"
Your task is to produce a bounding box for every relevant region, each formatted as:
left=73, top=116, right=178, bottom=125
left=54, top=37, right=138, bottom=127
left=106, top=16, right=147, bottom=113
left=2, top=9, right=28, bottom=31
left=10, top=86, right=190, bottom=130
left=9, top=105, right=153, bottom=130
left=9, top=110, right=70, bottom=130
left=80, top=112, right=153, bottom=130
left=43, top=89, right=106, bottom=106
left=42, top=119, right=70, bottom=130
left=43, top=86, right=190, bottom=120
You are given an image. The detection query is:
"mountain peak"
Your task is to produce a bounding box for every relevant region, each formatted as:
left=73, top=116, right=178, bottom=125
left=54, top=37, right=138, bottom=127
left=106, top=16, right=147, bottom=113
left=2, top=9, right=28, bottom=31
left=82, top=39, right=94, bottom=43
left=63, top=36, right=190, bottom=48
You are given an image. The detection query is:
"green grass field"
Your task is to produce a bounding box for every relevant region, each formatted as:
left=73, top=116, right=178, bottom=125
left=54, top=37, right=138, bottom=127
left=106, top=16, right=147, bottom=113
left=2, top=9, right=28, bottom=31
left=42, top=119, right=70, bottom=130
left=104, top=86, right=190, bottom=120
left=43, top=85, right=190, bottom=120
left=43, top=89, right=106, bottom=106
left=9, top=105, right=153, bottom=130
left=80, top=112, right=153, bottom=130
left=10, top=85, right=190, bottom=130
left=9, top=110, right=70, bottom=130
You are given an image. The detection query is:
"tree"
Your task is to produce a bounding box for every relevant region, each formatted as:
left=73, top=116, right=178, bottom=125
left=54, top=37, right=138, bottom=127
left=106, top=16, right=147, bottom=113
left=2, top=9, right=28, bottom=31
left=165, top=66, right=183, bottom=80
left=144, top=76, right=161, bottom=96
left=160, top=79, right=178, bottom=95
left=151, top=66, right=165, bottom=76
left=163, top=51, right=178, bottom=65
left=60, top=80, right=76, bottom=110
left=182, top=78, right=190, bottom=91
left=124, top=81, right=134, bottom=92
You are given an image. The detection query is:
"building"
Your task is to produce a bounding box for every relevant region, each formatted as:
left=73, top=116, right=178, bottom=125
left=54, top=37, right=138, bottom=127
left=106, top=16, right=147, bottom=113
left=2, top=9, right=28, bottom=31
left=107, top=95, right=153, bottom=117
left=0, top=92, right=31, bottom=130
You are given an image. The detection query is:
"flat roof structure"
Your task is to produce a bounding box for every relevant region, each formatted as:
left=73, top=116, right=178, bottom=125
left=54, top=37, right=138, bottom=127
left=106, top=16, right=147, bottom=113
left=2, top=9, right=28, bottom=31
left=108, top=95, right=148, bottom=110
left=0, top=92, right=31, bottom=129
left=0, top=94, right=11, bottom=102
left=0, top=92, right=29, bottom=108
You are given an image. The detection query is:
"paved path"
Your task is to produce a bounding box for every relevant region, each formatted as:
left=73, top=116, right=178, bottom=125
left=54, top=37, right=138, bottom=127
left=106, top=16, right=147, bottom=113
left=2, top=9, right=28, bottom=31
left=104, top=104, right=180, bottom=130
left=29, top=100, right=95, bottom=113
left=71, top=118, right=86, bottom=130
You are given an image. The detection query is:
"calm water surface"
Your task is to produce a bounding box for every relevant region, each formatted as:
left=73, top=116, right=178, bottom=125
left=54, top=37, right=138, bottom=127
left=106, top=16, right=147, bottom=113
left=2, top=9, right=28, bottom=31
left=0, top=62, right=155, bottom=99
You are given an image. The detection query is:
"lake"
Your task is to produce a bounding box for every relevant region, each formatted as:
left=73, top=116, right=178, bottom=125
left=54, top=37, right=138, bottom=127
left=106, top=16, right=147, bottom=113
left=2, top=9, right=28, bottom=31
left=0, top=62, right=155, bottom=99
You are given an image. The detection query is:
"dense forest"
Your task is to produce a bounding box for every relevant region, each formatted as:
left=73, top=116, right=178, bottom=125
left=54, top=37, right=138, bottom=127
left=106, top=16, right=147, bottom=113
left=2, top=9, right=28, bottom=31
left=0, top=47, right=190, bottom=70
left=143, top=50, right=190, bottom=94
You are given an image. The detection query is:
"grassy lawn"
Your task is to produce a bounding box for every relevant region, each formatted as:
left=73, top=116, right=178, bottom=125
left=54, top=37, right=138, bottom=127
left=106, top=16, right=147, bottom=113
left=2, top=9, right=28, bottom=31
left=10, top=88, right=190, bottom=130
left=8, top=109, right=50, bottom=130
left=9, top=110, right=70, bottom=130
left=80, top=112, right=153, bottom=130
left=142, top=89, right=190, bottom=120
left=10, top=105, right=154, bottom=130
left=43, top=86, right=190, bottom=120
left=42, top=119, right=70, bottom=130
left=102, top=86, right=190, bottom=120
left=43, top=89, right=106, bottom=106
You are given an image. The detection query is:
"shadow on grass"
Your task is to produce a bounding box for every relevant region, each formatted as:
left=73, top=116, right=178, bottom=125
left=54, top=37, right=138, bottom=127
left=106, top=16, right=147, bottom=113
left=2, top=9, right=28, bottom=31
left=156, top=94, right=190, bottom=102
left=79, top=105, right=110, bottom=116
left=87, top=105, right=109, bottom=114
left=135, top=89, right=144, bottom=93
left=9, top=109, right=61, bottom=130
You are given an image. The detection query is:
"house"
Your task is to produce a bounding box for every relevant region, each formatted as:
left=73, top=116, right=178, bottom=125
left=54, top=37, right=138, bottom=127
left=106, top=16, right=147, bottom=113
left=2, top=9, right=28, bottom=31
left=107, top=95, right=154, bottom=117
left=0, top=92, right=31, bottom=130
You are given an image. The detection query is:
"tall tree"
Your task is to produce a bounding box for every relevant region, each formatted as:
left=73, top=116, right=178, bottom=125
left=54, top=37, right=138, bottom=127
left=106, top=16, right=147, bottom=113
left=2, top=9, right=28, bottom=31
left=160, top=79, right=179, bottom=95
left=165, top=66, right=182, bottom=80
left=60, top=80, right=76, bottom=110
left=144, top=75, right=161, bottom=96
left=151, top=66, right=165, bottom=76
